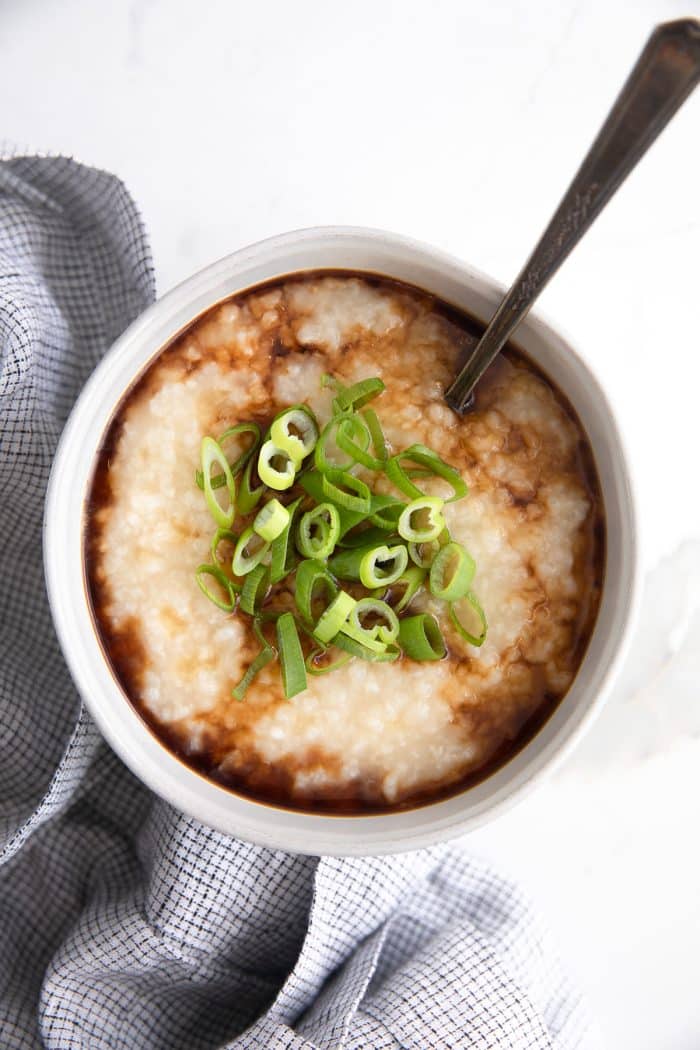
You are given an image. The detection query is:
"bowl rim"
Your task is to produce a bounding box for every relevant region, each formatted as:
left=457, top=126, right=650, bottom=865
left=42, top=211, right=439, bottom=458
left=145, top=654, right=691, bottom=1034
left=43, top=224, right=641, bottom=855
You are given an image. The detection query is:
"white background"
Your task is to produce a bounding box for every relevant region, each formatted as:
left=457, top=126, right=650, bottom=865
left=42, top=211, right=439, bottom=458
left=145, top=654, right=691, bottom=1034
left=2, top=0, right=700, bottom=1046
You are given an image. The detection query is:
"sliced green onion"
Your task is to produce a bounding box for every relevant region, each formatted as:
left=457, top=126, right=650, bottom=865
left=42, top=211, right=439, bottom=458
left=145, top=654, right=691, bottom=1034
left=408, top=528, right=450, bottom=569
left=253, top=498, right=290, bottom=542
left=369, top=496, right=405, bottom=530
left=378, top=565, right=426, bottom=613
left=333, top=376, right=385, bottom=412
left=321, top=469, right=371, bottom=513
left=270, top=496, right=301, bottom=584
left=335, top=414, right=384, bottom=471
left=385, top=444, right=468, bottom=503
left=270, top=405, right=319, bottom=464
left=360, top=544, right=408, bottom=588
left=398, top=613, right=447, bottom=661
left=232, top=619, right=276, bottom=700
left=329, top=542, right=406, bottom=585
left=429, top=542, right=476, bottom=601
left=294, top=559, right=338, bottom=625
left=363, top=408, right=387, bottom=463
left=195, top=563, right=237, bottom=612
left=219, top=421, right=262, bottom=473
left=258, top=440, right=296, bottom=491
left=314, top=416, right=361, bottom=473
left=338, top=622, right=387, bottom=653
left=276, top=612, right=307, bottom=698
left=305, top=646, right=353, bottom=676
left=238, top=455, right=265, bottom=514
left=338, top=525, right=392, bottom=549
left=239, top=564, right=270, bottom=615
left=232, top=525, right=271, bottom=576
left=297, top=502, right=341, bottom=561
left=449, top=591, right=488, bottom=647
left=210, top=528, right=239, bottom=569
left=334, top=633, right=400, bottom=662
left=313, top=590, right=356, bottom=644
left=398, top=496, right=446, bottom=542
left=195, top=422, right=261, bottom=488
left=200, top=436, right=236, bottom=528
left=300, top=470, right=367, bottom=536
left=348, top=597, right=399, bottom=644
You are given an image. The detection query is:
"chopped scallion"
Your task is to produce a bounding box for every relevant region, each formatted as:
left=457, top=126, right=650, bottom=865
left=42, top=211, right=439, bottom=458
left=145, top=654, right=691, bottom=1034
left=258, top=440, right=297, bottom=491
left=297, top=502, right=341, bottom=561
left=397, top=496, right=446, bottom=543
left=195, top=563, right=238, bottom=612
left=449, top=591, right=488, bottom=646
left=276, top=612, right=307, bottom=698
left=270, top=405, right=319, bottom=464
left=200, top=436, right=236, bottom=528
left=398, top=613, right=446, bottom=661
left=254, top=498, right=290, bottom=542
left=232, top=526, right=271, bottom=576
left=429, top=542, right=475, bottom=601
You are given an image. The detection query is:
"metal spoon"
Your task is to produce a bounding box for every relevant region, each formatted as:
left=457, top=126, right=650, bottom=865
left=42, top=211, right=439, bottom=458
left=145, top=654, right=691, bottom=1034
left=445, top=17, right=700, bottom=415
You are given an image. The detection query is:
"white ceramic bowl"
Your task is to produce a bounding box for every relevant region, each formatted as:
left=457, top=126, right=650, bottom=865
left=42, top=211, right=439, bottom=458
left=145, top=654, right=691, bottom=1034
left=44, top=226, right=639, bottom=855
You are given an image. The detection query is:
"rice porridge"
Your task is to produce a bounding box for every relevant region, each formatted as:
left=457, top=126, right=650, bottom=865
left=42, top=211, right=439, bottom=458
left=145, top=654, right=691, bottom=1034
left=86, top=273, right=604, bottom=812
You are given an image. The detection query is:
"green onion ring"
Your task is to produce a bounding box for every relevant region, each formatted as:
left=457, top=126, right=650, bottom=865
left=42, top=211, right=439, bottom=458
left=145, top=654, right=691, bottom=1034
left=300, top=470, right=368, bottom=536
left=200, top=436, right=236, bottom=528
left=296, top=502, right=341, bottom=561
left=348, top=597, right=399, bottom=644
left=334, top=633, right=400, bottom=662
left=239, top=564, right=271, bottom=615
left=335, top=414, right=384, bottom=471
left=195, top=422, right=261, bottom=489
left=270, top=405, right=319, bottom=464
left=232, top=526, right=271, bottom=576
left=305, top=646, right=354, bottom=676
left=398, top=496, right=446, bottom=543
left=333, top=376, right=385, bottom=412
left=321, top=469, right=371, bottom=513
left=398, top=613, right=447, bottom=661
left=238, top=455, right=265, bottom=514
left=253, top=498, right=291, bottom=542
left=359, top=544, right=408, bottom=589
left=258, top=440, right=297, bottom=491
left=210, top=528, right=239, bottom=569
left=449, top=591, right=488, bottom=647
left=385, top=444, right=468, bottom=503
left=294, top=559, right=338, bottom=625
left=314, top=415, right=364, bottom=473
left=378, top=565, right=426, bottom=613
left=369, top=496, right=405, bottom=530
left=429, top=542, right=476, bottom=601
left=195, top=563, right=237, bottom=612
left=276, top=612, right=307, bottom=698
left=408, top=528, right=450, bottom=569
left=270, top=496, right=301, bottom=584
left=313, top=590, right=356, bottom=644
left=218, top=421, right=261, bottom=475
left=232, top=618, right=276, bottom=700
left=337, top=525, right=392, bottom=550
left=338, top=622, right=387, bottom=653
left=362, top=408, right=387, bottom=462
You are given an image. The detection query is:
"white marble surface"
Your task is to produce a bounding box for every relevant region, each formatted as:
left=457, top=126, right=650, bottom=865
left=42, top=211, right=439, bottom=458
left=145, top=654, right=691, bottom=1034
left=3, top=0, right=700, bottom=1045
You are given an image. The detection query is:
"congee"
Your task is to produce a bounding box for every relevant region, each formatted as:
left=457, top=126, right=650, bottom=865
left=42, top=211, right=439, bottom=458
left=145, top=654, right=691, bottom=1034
left=86, top=273, right=604, bottom=812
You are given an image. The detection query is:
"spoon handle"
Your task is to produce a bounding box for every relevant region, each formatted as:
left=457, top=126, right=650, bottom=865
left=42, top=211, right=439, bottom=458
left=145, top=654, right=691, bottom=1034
left=445, top=17, right=700, bottom=415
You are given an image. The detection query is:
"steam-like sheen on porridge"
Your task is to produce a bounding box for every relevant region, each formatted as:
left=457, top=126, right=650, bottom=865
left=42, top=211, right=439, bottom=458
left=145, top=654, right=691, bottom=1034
left=87, top=274, right=603, bottom=811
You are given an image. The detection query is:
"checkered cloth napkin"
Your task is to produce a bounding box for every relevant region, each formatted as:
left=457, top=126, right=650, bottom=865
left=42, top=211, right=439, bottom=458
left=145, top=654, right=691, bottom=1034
left=0, top=155, right=596, bottom=1050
